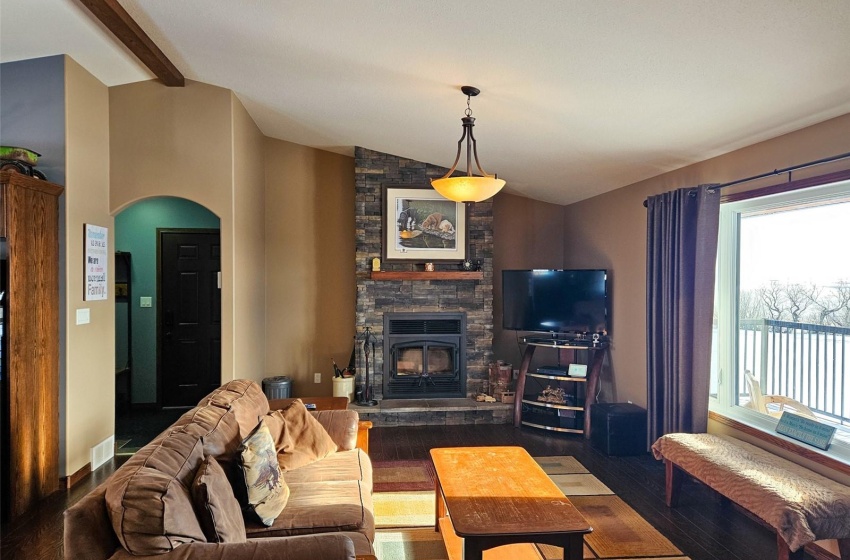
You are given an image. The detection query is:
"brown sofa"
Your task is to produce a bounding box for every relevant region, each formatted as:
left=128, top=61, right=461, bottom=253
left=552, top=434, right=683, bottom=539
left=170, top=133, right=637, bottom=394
left=65, top=380, right=375, bottom=560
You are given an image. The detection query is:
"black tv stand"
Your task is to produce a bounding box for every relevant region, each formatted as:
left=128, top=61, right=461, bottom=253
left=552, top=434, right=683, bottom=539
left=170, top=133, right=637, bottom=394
left=513, top=338, right=608, bottom=437
left=521, top=334, right=605, bottom=348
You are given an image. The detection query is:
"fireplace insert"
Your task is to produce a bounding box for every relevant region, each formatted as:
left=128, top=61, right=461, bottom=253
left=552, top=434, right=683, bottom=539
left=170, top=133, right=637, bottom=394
left=383, top=312, right=466, bottom=398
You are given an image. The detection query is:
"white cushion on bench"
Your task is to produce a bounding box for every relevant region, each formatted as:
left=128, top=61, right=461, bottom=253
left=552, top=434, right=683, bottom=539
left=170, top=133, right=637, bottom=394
left=652, top=433, right=850, bottom=552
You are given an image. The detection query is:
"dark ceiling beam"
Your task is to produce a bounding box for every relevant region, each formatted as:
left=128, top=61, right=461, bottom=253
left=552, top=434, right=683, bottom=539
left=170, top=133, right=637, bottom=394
left=78, top=0, right=184, bottom=86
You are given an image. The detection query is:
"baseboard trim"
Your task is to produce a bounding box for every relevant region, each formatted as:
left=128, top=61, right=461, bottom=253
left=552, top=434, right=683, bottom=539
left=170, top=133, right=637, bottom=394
left=64, top=462, right=91, bottom=489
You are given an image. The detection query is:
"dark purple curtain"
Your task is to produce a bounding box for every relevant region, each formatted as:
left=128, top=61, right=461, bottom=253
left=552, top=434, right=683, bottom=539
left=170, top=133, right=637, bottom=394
left=646, top=185, right=720, bottom=444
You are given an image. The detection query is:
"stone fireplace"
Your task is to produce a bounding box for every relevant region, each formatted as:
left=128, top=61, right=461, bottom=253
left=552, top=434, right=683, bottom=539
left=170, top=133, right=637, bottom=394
left=383, top=312, right=466, bottom=399
left=354, top=147, right=494, bottom=400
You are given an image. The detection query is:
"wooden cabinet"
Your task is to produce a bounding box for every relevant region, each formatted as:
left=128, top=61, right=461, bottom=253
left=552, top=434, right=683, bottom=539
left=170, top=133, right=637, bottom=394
left=0, top=171, right=63, bottom=520
left=513, top=338, right=607, bottom=438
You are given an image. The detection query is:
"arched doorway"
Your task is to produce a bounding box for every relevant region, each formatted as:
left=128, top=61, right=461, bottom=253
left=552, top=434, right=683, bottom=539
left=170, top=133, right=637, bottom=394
left=114, top=197, right=220, bottom=446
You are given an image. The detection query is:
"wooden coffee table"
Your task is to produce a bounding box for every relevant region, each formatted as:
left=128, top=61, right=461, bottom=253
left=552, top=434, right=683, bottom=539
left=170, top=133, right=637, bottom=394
left=431, top=446, right=591, bottom=560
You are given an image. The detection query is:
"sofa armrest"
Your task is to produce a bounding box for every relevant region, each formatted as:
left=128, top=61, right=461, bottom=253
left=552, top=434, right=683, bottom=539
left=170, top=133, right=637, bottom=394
left=356, top=420, right=373, bottom=454
left=64, top=484, right=120, bottom=560
left=312, top=409, right=359, bottom=450
left=106, top=533, right=356, bottom=560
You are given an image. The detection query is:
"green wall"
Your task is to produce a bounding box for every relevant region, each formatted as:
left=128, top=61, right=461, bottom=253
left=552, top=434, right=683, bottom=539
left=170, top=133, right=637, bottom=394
left=115, top=197, right=220, bottom=404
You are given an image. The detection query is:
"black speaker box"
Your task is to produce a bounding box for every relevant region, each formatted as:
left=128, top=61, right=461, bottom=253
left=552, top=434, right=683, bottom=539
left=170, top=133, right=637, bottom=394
left=590, top=403, right=647, bottom=456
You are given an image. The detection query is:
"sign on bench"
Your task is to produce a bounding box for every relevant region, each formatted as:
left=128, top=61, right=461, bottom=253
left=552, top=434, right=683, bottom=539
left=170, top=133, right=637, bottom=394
left=775, top=411, right=837, bottom=450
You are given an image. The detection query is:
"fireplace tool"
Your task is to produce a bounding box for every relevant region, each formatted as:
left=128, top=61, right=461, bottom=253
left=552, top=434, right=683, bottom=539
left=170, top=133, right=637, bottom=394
left=357, top=327, right=378, bottom=406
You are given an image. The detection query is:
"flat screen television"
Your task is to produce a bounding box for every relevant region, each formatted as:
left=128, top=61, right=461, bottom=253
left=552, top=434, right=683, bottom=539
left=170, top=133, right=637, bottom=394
left=502, top=269, right=608, bottom=334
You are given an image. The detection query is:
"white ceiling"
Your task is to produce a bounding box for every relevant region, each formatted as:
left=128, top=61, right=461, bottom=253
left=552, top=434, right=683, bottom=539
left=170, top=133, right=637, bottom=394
left=3, top=1, right=850, bottom=205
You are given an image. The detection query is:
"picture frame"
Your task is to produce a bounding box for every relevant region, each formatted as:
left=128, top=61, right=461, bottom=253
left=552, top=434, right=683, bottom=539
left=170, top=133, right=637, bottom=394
left=382, top=186, right=467, bottom=262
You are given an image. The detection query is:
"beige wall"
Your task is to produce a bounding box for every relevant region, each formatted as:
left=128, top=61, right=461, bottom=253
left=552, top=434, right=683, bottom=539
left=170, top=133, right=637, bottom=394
left=264, top=138, right=355, bottom=396
left=492, top=193, right=565, bottom=368
left=230, top=94, right=266, bottom=379
left=63, top=56, right=113, bottom=476
left=562, top=112, right=850, bottom=407
left=109, top=79, right=246, bottom=384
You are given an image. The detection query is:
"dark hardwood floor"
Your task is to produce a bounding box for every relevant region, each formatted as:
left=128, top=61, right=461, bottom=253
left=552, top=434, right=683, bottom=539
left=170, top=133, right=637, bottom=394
left=368, top=424, right=828, bottom=560
left=0, top=419, right=831, bottom=560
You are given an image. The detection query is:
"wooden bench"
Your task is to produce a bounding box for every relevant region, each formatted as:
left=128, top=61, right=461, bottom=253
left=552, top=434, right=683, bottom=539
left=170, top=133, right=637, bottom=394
left=652, top=433, right=850, bottom=560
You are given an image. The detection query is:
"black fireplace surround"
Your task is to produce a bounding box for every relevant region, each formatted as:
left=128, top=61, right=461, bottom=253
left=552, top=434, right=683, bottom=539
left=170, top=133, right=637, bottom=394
left=382, top=312, right=466, bottom=399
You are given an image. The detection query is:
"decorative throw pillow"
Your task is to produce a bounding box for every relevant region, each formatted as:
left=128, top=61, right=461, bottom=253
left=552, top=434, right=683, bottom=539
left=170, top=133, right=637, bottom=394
left=191, top=455, right=247, bottom=542
left=265, top=399, right=338, bottom=471
left=239, top=419, right=290, bottom=526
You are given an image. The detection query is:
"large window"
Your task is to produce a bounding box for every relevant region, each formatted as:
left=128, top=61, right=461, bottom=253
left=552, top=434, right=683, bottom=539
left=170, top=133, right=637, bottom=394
left=711, top=178, right=850, bottom=462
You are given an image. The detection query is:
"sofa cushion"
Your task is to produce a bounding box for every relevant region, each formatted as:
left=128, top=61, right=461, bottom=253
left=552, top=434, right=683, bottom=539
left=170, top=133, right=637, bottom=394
left=179, top=379, right=272, bottom=484
left=239, top=419, right=290, bottom=526
left=282, top=448, right=372, bottom=487
left=311, top=409, right=360, bottom=450
left=199, top=379, right=269, bottom=424
left=191, top=456, right=246, bottom=543
left=244, top=479, right=374, bottom=541
left=265, top=400, right=338, bottom=471
left=104, top=430, right=207, bottom=555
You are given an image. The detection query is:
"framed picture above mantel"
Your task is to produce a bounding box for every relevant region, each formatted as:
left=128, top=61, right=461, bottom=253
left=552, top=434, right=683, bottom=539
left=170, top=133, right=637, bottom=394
left=382, top=186, right=467, bottom=262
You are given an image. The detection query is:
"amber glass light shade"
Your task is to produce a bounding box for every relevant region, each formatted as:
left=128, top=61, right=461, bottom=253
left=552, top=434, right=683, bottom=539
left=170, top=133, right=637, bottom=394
left=431, top=176, right=506, bottom=203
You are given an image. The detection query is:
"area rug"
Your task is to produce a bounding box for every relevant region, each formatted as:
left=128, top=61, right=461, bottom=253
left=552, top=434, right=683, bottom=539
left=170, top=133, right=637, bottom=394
left=374, top=528, right=448, bottom=560
left=372, top=455, right=689, bottom=560
left=373, top=491, right=435, bottom=528
left=373, top=459, right=436, bottom=492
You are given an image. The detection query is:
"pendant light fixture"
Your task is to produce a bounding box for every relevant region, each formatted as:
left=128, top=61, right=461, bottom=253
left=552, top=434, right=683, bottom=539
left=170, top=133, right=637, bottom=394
left=431, top=86, right=506, bottom=203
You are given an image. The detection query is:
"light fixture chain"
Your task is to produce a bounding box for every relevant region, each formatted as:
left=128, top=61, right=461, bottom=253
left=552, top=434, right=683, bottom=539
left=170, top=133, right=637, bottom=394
left=465, top=94, right=473, bottom=117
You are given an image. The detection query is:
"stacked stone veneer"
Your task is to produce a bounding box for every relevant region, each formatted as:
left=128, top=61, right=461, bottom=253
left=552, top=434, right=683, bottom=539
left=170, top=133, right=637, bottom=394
left=354, top=146, right=494, bottom=400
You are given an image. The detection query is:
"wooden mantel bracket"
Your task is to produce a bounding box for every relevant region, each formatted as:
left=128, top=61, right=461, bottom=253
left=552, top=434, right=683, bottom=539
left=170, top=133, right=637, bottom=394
left=78, top=0, right=185, bottom=87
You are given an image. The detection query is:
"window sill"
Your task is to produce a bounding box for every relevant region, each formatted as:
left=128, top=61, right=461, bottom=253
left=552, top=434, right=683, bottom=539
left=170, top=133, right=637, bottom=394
left=708, top=409, right=850, bottom=477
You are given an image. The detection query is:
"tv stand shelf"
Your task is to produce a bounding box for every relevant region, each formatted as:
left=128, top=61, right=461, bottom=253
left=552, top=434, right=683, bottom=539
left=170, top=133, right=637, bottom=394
left=513, top=340, right=607, bottom=438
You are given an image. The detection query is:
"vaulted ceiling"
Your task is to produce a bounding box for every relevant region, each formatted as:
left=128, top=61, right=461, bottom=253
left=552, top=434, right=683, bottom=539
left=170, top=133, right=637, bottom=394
left=3, top=1, right=850, bottom=204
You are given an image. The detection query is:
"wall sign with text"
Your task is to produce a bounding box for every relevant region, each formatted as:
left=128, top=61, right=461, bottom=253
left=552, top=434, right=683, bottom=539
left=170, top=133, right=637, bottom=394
left=775, top=411, right=837, bottom=450
left=85, top=223, right=108, bottom=301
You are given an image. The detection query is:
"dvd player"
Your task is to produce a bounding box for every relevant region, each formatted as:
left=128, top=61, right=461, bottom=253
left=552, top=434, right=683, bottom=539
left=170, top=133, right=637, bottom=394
left=537, top=365, right=569, bottom=376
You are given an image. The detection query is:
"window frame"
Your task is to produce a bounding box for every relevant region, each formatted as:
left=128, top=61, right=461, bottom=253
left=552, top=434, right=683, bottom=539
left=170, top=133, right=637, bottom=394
left=709, top=177, right=850, bottom=467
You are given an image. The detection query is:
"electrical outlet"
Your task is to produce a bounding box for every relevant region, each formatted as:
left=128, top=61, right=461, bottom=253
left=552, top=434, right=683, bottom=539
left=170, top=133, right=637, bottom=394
left=314, top=373, right=321, bottom=384
left=140, top=296, right=152, bottom=308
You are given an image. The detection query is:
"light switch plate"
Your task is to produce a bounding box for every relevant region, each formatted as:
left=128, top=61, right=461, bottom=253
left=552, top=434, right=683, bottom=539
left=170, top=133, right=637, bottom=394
left=140, top=296, right=152, bottom=308
left=76, top=308, right=90, bottom=325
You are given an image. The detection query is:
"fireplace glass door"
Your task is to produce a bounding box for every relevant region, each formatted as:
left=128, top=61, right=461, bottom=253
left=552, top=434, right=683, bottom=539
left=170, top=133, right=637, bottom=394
left=393, top=341, right=457, bottom=379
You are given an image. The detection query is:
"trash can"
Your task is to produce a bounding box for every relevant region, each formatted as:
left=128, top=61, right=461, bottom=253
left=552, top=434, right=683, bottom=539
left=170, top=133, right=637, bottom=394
left=262, top=376, right=291, bottom=400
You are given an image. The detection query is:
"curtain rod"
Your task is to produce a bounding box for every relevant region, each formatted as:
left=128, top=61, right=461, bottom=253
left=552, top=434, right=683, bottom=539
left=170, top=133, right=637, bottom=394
left=643, top=150, right=850, bottom=207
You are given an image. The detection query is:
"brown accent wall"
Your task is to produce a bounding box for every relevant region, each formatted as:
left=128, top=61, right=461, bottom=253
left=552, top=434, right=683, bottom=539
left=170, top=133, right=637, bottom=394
left=561, top=113, right=850, bottom=408
left=264, top=137, right=355, bottom=396
left=492, top=193, right=565, bottom=369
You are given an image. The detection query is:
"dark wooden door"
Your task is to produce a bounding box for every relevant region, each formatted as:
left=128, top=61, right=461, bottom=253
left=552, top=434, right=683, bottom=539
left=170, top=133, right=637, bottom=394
left=159, top=230, right=221, bottom=407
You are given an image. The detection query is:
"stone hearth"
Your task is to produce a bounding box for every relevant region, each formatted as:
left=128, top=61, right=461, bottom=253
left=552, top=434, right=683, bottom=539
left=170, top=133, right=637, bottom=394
left=350, top=398, right=513, bottom=427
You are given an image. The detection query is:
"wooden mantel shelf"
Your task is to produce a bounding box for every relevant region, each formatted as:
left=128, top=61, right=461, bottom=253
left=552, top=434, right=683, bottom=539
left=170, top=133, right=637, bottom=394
left=370, top=271, right=483, bottom=281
